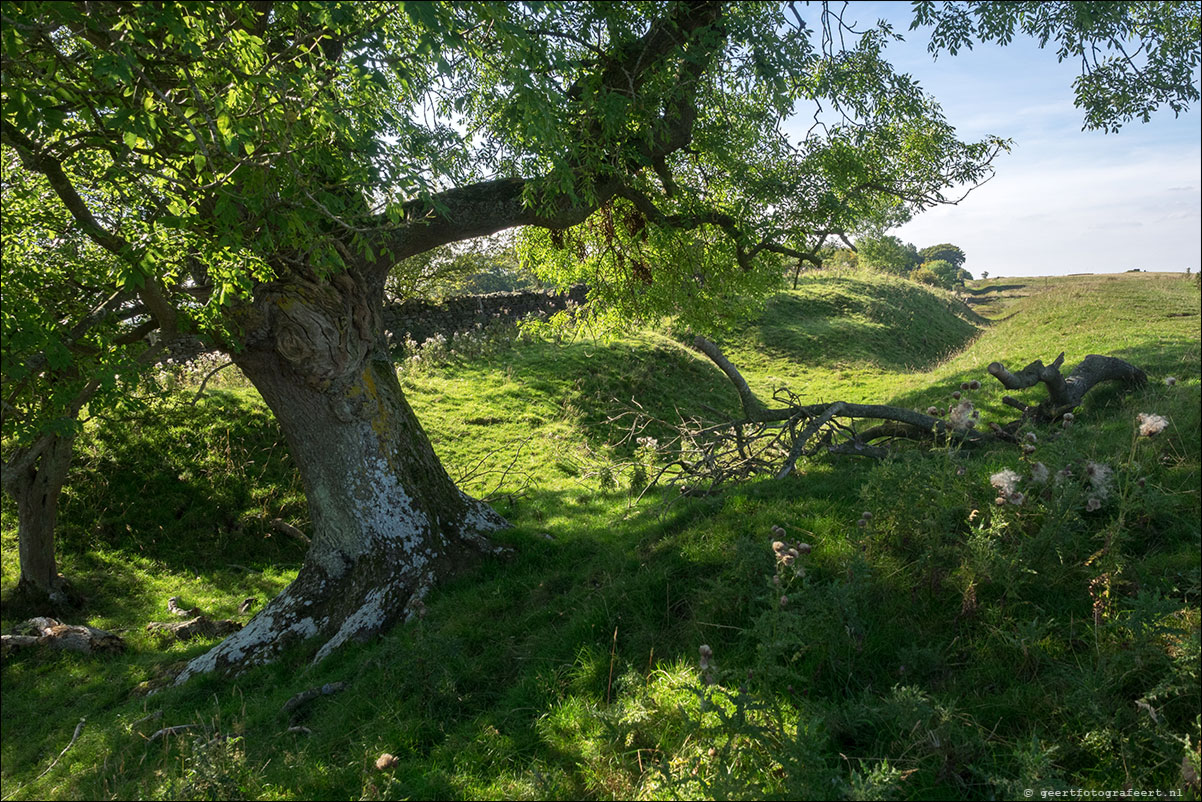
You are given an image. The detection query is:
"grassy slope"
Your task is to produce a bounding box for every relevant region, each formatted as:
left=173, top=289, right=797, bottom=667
left=1, top=270, right=1198, bottom=800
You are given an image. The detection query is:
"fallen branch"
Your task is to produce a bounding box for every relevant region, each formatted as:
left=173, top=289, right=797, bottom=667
left=270, top=518, right=311, bottom=545
left=146, top=616, right=242, bottom=641
left=31, top=717, right=85, bottom=784
left=642, top=339, right=1153, bottom=490
left=988, top=353, right=1147, bottom=420
left=2, top=618, right=124, bottom=656
left=282, top=681, right=348, bottom=727
left=693, top=335, right=767, bottom=419
left=167, top=596, right=201, bottom=617
left=148, top=724, right=196, bottom=742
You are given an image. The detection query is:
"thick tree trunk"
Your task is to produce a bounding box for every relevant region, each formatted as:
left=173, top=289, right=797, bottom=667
left=2, top=431, right=76, bottom=607
left=177, top=273, right=506, bottom=681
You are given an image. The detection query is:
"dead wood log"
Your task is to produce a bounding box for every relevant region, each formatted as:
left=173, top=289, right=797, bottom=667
left=988, top=353, right=1147, bottom=420
left=167, top=596, right=201, bottom=617
left=270, top=517, right=311, bottom=545
left=660, top=339, right=1149, bottom=489
left=2, top=617, right=124, bottom=656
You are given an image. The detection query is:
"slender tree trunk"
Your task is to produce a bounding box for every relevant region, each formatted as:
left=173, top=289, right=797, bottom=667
left=2, top=430, right=76, bottom=606
left=178, top=271, right=506, bottom=681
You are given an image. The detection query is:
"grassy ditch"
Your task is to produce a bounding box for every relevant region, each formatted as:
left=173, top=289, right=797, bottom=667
left=2, top=270, right=1199, bottom=800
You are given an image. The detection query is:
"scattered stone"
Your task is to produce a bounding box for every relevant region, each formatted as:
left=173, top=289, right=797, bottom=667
left=146, top=616, right=241, bottom=641
left=167, top=596, right=202, bottom=617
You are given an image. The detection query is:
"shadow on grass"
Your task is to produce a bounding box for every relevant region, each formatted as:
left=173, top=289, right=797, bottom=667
left=0, top=468, right=880, bottom=800
left=38, top=390, right=309, bottom=577
left=963, top=283, right=1028, bottom=296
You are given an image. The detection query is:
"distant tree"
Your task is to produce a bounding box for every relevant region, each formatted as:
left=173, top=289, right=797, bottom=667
left=919, top=243, right=967, bottom=270
left=981, top=271, right=990, bottom=280
left=386, top=234, right=542, bottom=302
left=856, top=235, right=921, bottom=276
left=911, top=267, right=942, bottom=288
left=922, top=259, right=972, bottom=289
left=820, top=245, right=859, bottom=272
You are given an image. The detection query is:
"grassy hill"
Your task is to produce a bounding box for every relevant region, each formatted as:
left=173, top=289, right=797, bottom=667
left=2, top=270, right=1199, bottom=800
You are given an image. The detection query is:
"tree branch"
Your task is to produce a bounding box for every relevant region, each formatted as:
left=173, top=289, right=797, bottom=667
left=692, top=335, right=767, bottom=419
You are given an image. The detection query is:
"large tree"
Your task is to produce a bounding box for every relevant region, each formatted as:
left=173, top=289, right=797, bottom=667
left=1, top=1, right=1196, bottom=680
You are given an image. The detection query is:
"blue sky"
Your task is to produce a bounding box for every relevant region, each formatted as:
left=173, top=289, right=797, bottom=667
left=782, top=2, right=1201, bottom=278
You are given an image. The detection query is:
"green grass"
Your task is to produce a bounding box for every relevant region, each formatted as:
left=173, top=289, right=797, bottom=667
left=2, top=269, right=1199, bottom=800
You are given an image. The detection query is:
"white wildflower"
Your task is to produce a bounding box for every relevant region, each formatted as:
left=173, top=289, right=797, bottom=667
left=990, top=469, right=1021, bottom=497
left=1136, top=413, right=1169, bottom=438
left=949, top=399, right=976, bottom=431
left=1085, top=462, right=1112, bottom=497
left=1030, top=462, right=1049, bottom=484
left=1164, top=376, right=1177, bottom=386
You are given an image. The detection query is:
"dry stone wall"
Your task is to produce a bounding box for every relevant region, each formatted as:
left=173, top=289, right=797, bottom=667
left=382, top=285, right=587, bottom=347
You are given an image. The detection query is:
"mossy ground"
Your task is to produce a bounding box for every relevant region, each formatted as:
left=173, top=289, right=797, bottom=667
left=2, top=270, right=1198, bottom=800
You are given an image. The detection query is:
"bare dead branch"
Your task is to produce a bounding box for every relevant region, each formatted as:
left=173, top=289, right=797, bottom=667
left=692, top=335, right=767, bottom=418
left=270, top=518, right=311, bottom=545
left=988, top=353, right=1147, bottom=420
left=618, top=343, right=1150, bottom=494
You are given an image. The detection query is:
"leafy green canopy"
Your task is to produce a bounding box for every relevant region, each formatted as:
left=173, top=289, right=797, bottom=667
left=0, top=2, right=1000, bottom=336
left=919, top=243, right=967, bottom=270
left=914, top=0, right=1202, bottom=133
left=855, top=234, right=923, bottom=277
left=0, top=152, right=153, bottom=445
